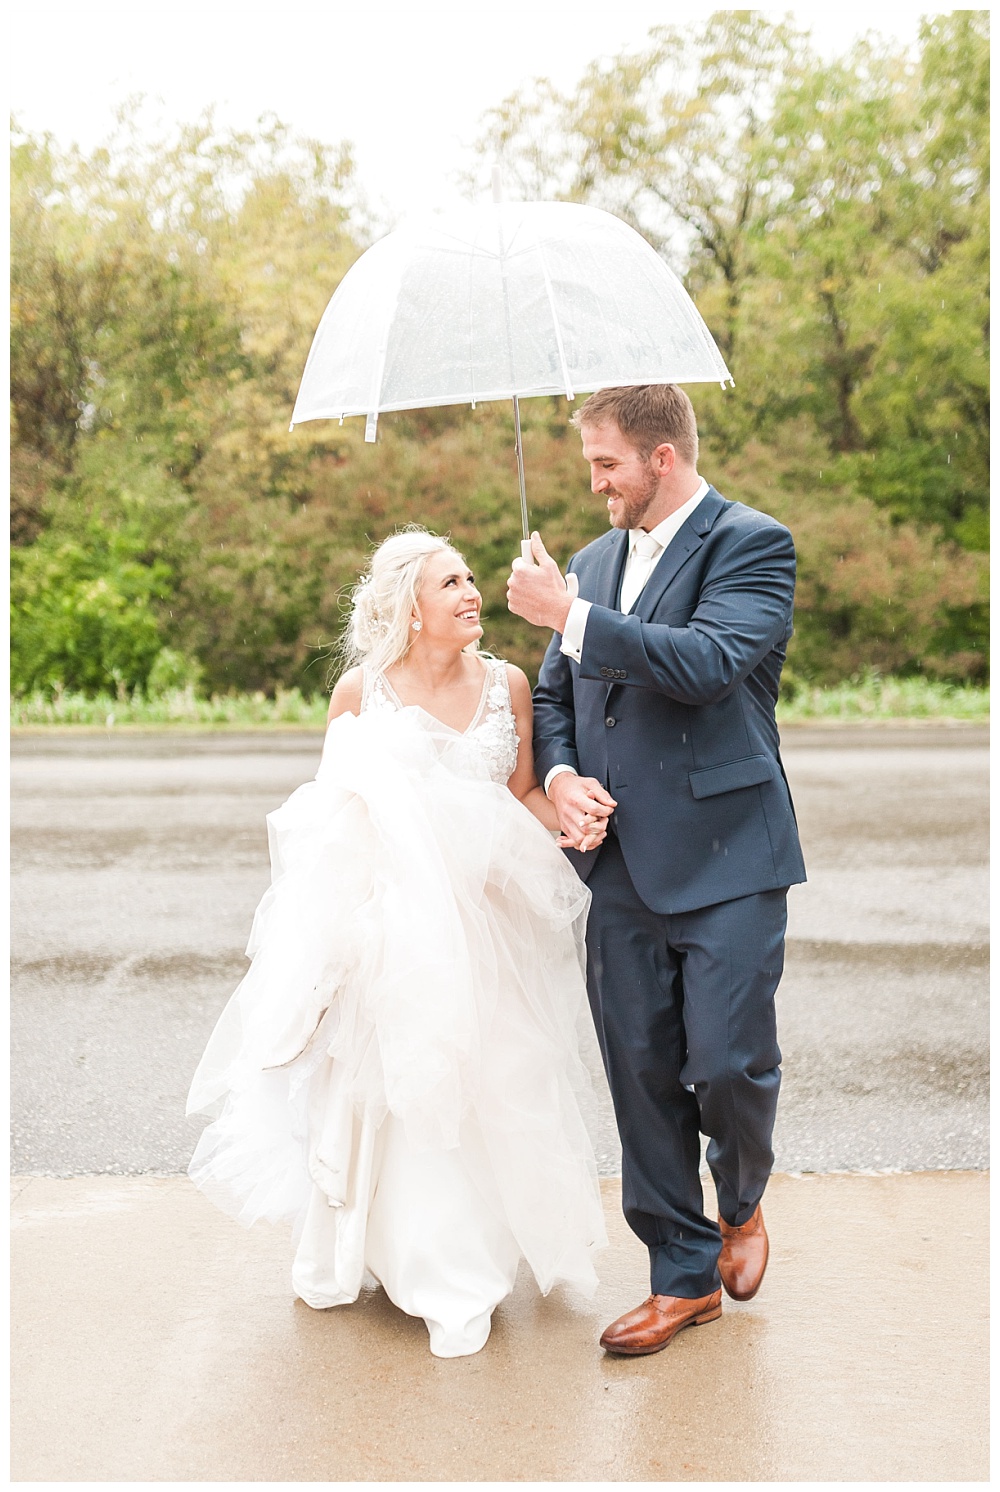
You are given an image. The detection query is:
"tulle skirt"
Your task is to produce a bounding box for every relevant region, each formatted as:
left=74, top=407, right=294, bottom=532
left=187, top=707, right=607, bottom=1355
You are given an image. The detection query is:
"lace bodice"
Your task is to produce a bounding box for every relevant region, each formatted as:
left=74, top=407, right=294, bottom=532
left=361, top=656, right=520, bottom=785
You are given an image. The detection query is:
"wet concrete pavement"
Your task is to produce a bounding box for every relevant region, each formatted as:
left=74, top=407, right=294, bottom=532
left=11, top=724, right=989, bottom=1176
left=10, top=724, right=989, bottom=1482
left=11, top=1170, right=988, bottom=1481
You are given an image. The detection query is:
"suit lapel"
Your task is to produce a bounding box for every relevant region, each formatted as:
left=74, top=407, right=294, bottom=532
left=583, top=532, right=629, bottom=709
left=632, top=487, right=726, bottom=621
left=590, top=529, right=629, bottom=610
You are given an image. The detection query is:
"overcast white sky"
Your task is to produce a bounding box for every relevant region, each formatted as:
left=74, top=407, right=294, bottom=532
left=11, top=2, right=932, bottom=219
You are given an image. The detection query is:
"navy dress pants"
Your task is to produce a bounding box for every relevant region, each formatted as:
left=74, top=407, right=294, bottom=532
left=585, top=834, right=786, bottom=1299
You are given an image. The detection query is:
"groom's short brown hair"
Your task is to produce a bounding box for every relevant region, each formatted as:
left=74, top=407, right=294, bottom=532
left=570, top=384, right=699, bottom=465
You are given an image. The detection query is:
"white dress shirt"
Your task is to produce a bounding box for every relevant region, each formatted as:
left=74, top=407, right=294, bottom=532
left=544, top=478, right=709, bottom=795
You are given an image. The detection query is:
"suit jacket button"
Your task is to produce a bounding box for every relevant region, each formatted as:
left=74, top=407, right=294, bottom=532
left=617, top=670, right=627, bottom=679
left=605, top=716, right=616, bottom=728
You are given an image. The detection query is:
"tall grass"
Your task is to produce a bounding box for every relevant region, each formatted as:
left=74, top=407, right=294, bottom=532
left=10, top=686, right=329, bottom=728
left=777, top=674, right=989, bottom=722
left=10, top=675, right=989, bottom=729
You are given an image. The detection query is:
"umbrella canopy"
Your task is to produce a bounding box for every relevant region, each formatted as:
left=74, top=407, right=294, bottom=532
left=290, top=199, right=732, bottom=443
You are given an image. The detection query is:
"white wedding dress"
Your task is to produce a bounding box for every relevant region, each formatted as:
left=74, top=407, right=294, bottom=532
left=187, top=656, right=607, bottom=1357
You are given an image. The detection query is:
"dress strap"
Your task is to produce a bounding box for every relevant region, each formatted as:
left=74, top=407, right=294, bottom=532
left=488, top=656, right=511, bottom=706
left=360, top=664, right=396, bottom=714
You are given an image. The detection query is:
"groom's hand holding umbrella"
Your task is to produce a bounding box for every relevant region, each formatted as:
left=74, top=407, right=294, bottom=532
left=509, top=534, right=616, bottom=852
left=508, top=532, right=577, bottom=631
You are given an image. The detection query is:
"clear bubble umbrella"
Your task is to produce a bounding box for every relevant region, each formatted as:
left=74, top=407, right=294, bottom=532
left=290, top=180, right=732, bottom=551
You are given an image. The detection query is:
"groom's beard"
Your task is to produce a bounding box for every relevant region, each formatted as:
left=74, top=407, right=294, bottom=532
left=607, top=465, right=659, bottom=531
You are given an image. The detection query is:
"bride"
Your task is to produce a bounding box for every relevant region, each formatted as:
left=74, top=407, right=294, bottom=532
left=187, top=528, right=610, bottom=1357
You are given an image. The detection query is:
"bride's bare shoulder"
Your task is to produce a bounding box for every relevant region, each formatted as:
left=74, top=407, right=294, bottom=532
left=328, top=666, right=364, bottom=721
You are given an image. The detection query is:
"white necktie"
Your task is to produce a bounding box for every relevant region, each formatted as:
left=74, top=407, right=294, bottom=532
left=620, top=532, right=662, bottom=614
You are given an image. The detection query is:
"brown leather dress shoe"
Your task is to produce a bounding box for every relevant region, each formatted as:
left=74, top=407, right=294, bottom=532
left=599, top=1290, right=722, bottom=1355
left=718, top=1204, right=769, bottom=1301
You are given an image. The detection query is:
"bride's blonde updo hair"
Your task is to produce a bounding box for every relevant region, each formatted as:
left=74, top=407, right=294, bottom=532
left=340, top=526, right=479, bottom=677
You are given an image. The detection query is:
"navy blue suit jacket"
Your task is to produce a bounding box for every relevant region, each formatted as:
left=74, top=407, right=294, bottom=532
left=533, top=486, right=807, bottom=915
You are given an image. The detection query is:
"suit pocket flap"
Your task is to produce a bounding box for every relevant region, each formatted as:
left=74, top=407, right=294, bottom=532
left=689, top=754, right=775, bottom=799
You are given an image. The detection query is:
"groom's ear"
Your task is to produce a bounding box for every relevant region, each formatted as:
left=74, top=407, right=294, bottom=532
left=651, top=442, right=677, bottom=475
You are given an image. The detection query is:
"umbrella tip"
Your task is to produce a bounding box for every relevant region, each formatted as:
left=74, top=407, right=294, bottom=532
left=491, top=165, right=503, bottom=203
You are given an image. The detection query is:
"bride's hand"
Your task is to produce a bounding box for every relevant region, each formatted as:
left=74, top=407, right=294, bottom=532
left=550, top=773, right=616, bottom=852
left=556, top=813, right=609, bottom=852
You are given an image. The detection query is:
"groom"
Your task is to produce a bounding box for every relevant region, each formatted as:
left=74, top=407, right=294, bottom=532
left=507, top=384, right=806, bottom=1354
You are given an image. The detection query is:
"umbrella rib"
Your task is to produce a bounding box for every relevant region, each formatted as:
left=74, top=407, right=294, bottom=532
left=495, top=207, right=530, bottom=541
left=364, top=247, right=406, bottom=442
left=534, top=236, right=575, bottom=402
left=495, top=211, right=517, bottom=389
left=633, top=243, right=732, bottom=383
left=467, top=237, right=477, bottom=410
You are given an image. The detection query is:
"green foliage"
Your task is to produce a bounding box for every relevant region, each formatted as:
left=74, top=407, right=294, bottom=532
left=10, top=526, right=170, bottom=695
left=11, top=106, right=363, bottom=696
left=707, top=425, right=989, bottom=685
left=9, top=17, right=990, bottom=700
left=146, top=647, right=204, bottom=695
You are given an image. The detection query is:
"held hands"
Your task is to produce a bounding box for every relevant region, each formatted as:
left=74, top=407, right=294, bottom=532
left=507, top=532, right=577, bottom=631
left=549, top=773, right=617, bottom=853
left=508, top=531, right=609, bottom=850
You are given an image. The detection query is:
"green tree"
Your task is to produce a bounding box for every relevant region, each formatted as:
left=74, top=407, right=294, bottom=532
left=472, top=11, right=808, bottom=421
left=472, top=12, right=988, bottom=541
left=10, top=33, right=989, bottom=700
left=10, top=107, right=365, bottom=694
left=470, top=10, right=989, bottom=672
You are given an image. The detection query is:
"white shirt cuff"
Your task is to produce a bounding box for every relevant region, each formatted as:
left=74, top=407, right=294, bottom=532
left=559, top=597, right=592, bottom=663
left=544, top=764, right=577, bottom=795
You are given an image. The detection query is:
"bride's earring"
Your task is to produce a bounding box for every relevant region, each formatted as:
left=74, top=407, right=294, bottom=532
left=411, top=619, right=422, bottom=632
